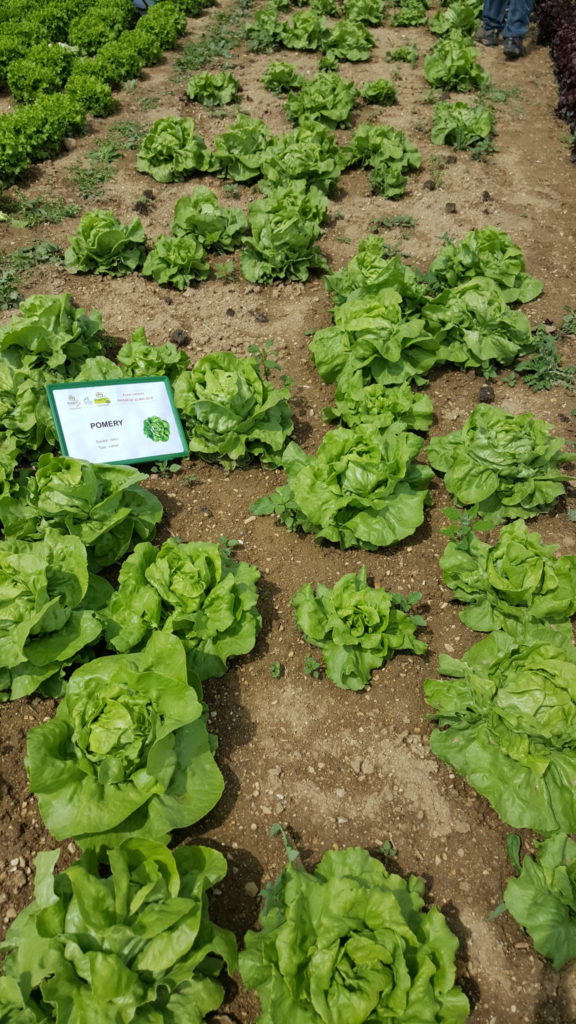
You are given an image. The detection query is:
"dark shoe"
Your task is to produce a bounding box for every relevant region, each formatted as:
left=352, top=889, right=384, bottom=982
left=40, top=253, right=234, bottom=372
left=503, top=35, right=524, bottom=58
left=475, top=25, right=500, bottom=46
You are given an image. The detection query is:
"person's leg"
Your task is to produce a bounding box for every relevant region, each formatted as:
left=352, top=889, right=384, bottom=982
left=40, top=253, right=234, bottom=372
left=503, top=0, right=534, bottom=37
left=482, top=0, right=507, bottom=32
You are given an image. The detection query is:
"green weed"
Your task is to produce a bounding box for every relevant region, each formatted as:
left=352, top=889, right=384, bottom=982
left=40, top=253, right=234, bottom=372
left=248, top=338, right=292, bottom=386
left=270, top=661, right=283, bottom=678
left=303, top=656, right=322, bottom=678
left=512, top=324, right=576, bottom=393
left=0, top=240, right=62, bottom=310
left=0, top=191, right=80, bottom=228
left=370, top=214, right=417, bottom=238
left=175, top=0, right=251, bottom=73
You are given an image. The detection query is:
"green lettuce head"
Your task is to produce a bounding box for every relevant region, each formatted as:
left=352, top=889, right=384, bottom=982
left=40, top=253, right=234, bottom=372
left=239, top=843, right=470, bottom=1023
left=440, top=518, right=576, bottom=633
left=427, top=403, right=573, bottom=521
left=136, top=116, right=217, bottom=182
left=252, top=422, right=433, bottom=550
left=504, top=833, right=576, bottom=969
left=174, top=350, right=293, bottom=468
left=425, top=629, right=576, bottom=833
left=26, top=631, right=224, bottom=848
left=0, top=528, right=111, bottom=702
left=0, top=838, right=237, bottom=1021
left=64, top=210, right=147, bottom=277
left=0, top=455, right=164, bottom=570
left=293, top=566, right=427, bottom=689
left=428, top=227, right=542, bottom=303
left=324, top=379, right=433, bottom=432
left=104, top=538, right=262, bottom=681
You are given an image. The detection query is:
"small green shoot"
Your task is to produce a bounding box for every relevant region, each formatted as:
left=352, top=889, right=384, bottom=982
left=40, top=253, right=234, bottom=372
left=214, top=259, right=236, bottom=280
left=441, top=506, right=499, bottom=543
left=303, top=656, right=322, bottom=678
left=270, top=661, right=283, bottom=678
left=379, top=839, right=398, bottom=858
left=270, top=823, right=301, bottom=864
left=370, top=213, right=416, bottom=238
left=248, top=339, right=292, bottom=386
left=219, top=535, right=241, bottom=555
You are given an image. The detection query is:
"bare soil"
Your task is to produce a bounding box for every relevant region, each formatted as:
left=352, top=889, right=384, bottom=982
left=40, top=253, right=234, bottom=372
left=0, top=6, right=576, bottom=1022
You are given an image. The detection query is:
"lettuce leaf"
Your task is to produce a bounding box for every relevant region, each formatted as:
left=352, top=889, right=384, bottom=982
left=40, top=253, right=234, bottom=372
left=428, top=227, right=543, bottom=303
left=0, top=838, right=236, bottom=1020
left=293, top=566, right=427, bottom=690
left=240, top=844, right=470, bottom=1022
left=252, top=422, right=433, bottom=549
left=427, top=403, right=573, bottom=521
left=425, top=629, right=576, bottom=832
left=64, top=210, right=147, bottom=276
left=424, top=31, right=490, bottom=90
left=440, top=518, right=576, bottom=633
left=136, top=115, right=216, bottom=182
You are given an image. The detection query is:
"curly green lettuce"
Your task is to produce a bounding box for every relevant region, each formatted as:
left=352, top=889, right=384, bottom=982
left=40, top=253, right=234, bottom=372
left=323, top=379, right=434, bottom=432
left=0, top=839, right=236, bottom=1022
left=0, top=529, right=111, bottom=701
left=424, top=31, right=490, bottom=91
left=143, top=416, right=171, bottom=442
left=504, top=833, right=576, bottom=969
left=293, top=567, right=427, bottom=690
left=323, top=18, right=376, bottom=60
left=251, top=422, right=433, bottom=550
left=141, top=233, right=210, bottom=290
left=186, top=69, right=240, bottom=105
left=64, top=210, right=147, bottom=277
left=136, top=115, right=216, bottom=182
left=425, top=629, right=576, bottom=833
left=431, top=100, right=494, bottom=150
left=259, top=121, right=344, bottom=193
left=0, top=291, right=106, bottom=375
left=428, top=227, right=543, bottom=303
left=0, top=455, right=163, bottom=570
left=440, top=518, right=576, bottom=634
left=213, top=113, right=272, bottom=182
left=171, top=186, right=248, bottom=250
left=239, top=843, right=470, bottom=1023
left=240, top=180, right=328, bottom=283
left=174, top=351, right=293, bottom=468
left=261, top=60, right=305, bottom=94
left=427, top=404, right=573, bottom=521
left=26, top=632, right=224, bottom=848
left=103, top=538, right=262, bottom=681
left=284, top=71, right=359, bottom=128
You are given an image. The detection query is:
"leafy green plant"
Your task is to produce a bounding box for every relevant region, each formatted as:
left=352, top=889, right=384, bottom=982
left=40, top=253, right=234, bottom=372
left=0, top=529, right=111, bottom=702
left=0, top=191, right=80, bottom=229
left=430, top=0, right=481, bottom=34
left=117, top=329, right=190, bottom=381
left=261, top=59, right=305, bottom=93
left=0, top=290, right=106, bottom=375
left=239, top=843, right=470, bottom=1022
left=240, top=180, right=328, bottom=283
left=245, top=1, right=282, bottom=52
left=171, top=186, right=248, bottom=250
left=293, top=567, right=427, bottom=690
left=284, top=70, right=359, bottom=127
left=260, top=121, right=344, bottom=193
left=386, top=43, right=419, bottom=63
left=428, top=227, right=542, bottom=303
left=0, top=838, right=236, bottom=1021
left=513, top=324, right=576, bottom=392
left=0, top=241, right=63, bottom=310
left=175, top=0, right=249, bottom=70
left=279, top=9, right=328, bottom=49
left=303, top=654, right=321, bottom=677
left=431, top=100, right=494, bottom=150
left=104, top=538, right=262, bottom=681
left=174, top=350, right=293, bottom=467
left=324, top=379, right=434, bottom=432
left=251, top=422, right=433, bottom=550
left=504, top=833, right=576, bottom=969
left=323, top=18, right=376, bottom=60
left=423, top=277, right=534, bottom=373
left=213, top=113, right=272, bottom=182
left=64, top=210, right=147, bottom=276
left=424, top=31, right=490, bottom=91
left=186, top=69, right=240, bottom=105
left=440, top=518, right=576, bottom=633
left=343, top=123, right=421, bottom=198
left=6, top=42, right=73, bottom=103
left=0, top=455, right=163, bottom=570
left=142, top=234, right=210, bottom=290
left=427, top=403, right=573, bottom=521
left=426, top=629, right=576, bottom=833
left=27, top=631, right=224, bottom=847
left=270, top=659, right=283, bottom=677
left=136, top=116, right=216, bottom=182
left=344, top=0, right=386, bottom=25
left=360, top=78, right=397, bottom=105
left=391, top=0, right=428, bottom=26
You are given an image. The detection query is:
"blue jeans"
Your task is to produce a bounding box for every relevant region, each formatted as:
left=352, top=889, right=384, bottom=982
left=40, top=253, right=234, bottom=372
left=483, top=0, right=534, bottom=37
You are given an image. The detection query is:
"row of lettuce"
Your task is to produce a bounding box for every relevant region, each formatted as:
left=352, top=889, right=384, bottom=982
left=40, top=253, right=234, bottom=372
left=0, top=0, right=208, bottom=191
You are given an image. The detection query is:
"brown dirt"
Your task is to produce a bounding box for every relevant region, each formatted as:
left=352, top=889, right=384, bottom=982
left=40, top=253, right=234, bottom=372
left=1, top=5, right=576, bottom=1023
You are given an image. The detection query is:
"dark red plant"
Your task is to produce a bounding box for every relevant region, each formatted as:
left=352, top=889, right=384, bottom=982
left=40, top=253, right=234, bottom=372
left=534, top=0, right=576, bottom=159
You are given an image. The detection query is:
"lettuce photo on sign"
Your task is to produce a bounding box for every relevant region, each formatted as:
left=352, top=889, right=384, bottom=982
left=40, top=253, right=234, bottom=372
left=143, top=415, right=171, bottom=442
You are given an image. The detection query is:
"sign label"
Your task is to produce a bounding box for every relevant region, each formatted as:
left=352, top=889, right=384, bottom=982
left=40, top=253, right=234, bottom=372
left=46, top=377, right=189, bottom=465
